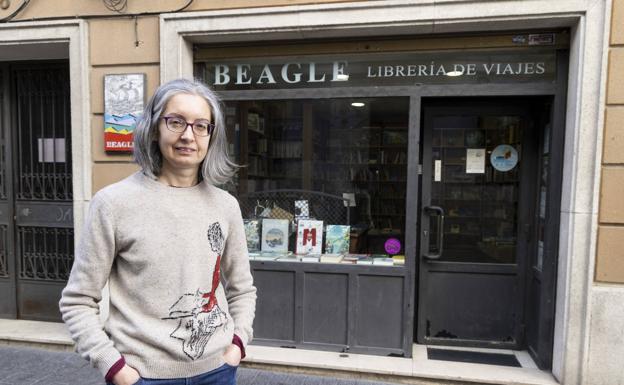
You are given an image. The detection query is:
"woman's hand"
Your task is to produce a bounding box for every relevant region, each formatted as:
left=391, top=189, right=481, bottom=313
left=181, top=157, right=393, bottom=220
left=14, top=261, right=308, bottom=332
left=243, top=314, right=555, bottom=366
left=223, top=343, right=242, bottom=366
left=112, top=364, right=141, bottom=385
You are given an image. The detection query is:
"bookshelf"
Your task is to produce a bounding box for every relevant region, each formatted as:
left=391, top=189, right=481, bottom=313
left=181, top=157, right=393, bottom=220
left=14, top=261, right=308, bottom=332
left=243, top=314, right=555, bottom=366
left=314, top=119, right=408, bottom=233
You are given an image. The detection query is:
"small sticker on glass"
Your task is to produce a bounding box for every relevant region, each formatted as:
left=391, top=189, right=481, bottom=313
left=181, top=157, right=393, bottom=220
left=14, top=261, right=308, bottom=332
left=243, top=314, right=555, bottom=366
left=434, top=160, right=442, bottom=182
left=490, top=145, right=518, bottom=172
left=466, top=149, right=485, bottom=174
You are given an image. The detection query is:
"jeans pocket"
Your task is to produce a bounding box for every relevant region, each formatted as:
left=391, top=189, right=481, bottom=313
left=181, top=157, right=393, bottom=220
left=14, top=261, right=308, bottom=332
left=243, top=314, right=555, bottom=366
left=131, top=378, right=143, bottom=385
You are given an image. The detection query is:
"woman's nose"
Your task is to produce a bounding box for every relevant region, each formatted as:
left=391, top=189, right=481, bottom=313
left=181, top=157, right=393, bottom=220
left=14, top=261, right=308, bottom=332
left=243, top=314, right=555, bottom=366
left=180, top=124, right=195, bottom=140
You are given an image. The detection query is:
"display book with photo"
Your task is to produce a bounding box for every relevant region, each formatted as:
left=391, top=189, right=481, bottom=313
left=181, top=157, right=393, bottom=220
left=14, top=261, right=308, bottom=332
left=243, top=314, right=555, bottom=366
left=243, top=219, right=261, bottom=252
left=260, top=218, right=290, bottom=258
left=325, top=225, right=350, bottom=254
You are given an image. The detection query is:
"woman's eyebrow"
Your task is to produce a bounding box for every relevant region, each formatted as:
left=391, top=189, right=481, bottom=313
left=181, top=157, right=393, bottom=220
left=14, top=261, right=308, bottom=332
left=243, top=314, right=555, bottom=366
left=163, top=112, right=184, bottom=117
left=163, top=112, right=211, bottom=121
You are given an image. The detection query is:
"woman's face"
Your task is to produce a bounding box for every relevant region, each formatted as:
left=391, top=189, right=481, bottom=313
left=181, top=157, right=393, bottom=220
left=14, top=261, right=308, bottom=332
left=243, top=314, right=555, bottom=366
left=158, top=93, right=212, bottom=176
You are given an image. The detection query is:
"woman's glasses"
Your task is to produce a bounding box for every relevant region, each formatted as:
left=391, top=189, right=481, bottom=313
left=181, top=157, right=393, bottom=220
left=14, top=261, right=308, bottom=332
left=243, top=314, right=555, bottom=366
left=161, top=116, right=215, bottom=137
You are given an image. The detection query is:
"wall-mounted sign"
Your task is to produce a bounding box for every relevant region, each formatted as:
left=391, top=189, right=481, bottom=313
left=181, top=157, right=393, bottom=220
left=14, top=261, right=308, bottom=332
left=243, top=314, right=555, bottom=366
left=104, top=73, right=145, bottom=153
left=197, top=49, right=556, bottom=90
left=490, top=144, right=519, bottom=172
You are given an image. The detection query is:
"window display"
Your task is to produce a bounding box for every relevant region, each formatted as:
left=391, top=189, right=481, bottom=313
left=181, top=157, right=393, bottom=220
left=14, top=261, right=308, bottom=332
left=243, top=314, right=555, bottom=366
left=223, top=98, right=409, bottom=265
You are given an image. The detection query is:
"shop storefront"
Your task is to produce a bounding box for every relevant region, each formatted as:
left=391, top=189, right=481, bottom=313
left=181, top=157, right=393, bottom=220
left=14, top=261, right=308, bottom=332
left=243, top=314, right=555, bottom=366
left=3, top=1, right=621, bottom=383
left=193, top=32, right=569, bottom=368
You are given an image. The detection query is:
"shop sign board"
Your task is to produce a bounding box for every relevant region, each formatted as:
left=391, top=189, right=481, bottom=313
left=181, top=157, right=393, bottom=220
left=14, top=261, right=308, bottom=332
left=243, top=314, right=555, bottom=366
left=199, top=50, right=556, bottom=90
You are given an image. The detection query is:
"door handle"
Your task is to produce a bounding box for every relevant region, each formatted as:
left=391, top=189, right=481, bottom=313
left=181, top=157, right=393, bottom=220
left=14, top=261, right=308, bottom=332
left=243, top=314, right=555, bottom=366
left=423, top=205, right=444, bottom=260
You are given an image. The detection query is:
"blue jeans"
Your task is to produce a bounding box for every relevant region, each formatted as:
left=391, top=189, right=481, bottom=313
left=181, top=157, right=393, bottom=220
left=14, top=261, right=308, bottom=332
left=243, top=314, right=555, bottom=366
left=107, top=363, right=237, bottom=385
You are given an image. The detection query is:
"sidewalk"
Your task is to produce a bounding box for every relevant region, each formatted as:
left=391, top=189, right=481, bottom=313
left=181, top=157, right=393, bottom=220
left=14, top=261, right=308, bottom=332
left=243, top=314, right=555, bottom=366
left=0, top=320, right=558, bottom=385
left=0, top=345, right=432, bottom=385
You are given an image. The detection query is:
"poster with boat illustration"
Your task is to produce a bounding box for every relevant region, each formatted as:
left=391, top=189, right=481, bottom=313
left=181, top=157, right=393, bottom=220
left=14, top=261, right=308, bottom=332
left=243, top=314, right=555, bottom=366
left=104, top=73, right=145, bottom=152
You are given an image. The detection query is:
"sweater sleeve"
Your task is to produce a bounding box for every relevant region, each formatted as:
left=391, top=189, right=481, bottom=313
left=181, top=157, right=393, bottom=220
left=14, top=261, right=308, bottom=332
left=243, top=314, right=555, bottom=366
left=221, top=196, right=257, bottom=347
left=59, top=192, right=122, bottom=377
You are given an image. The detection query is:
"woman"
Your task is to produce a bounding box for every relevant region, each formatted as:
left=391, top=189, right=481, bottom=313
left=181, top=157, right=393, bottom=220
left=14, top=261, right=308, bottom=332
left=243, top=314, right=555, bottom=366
left=60, top=78, right=257, bottom=385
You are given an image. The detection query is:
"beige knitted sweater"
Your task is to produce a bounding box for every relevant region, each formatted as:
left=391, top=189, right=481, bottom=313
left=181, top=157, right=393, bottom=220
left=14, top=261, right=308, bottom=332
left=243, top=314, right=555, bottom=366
left=59, top=171, right=256, bottom=379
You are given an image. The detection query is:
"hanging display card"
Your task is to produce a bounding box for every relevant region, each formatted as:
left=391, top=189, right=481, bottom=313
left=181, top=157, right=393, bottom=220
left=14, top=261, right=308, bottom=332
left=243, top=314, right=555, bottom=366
left=466, top=149, right=486, bottom=173
left=296, top=219, right=324, bottom=255
left=294, top=200, right=309, bottom=219
left=261, top=219, right=289, bottom=253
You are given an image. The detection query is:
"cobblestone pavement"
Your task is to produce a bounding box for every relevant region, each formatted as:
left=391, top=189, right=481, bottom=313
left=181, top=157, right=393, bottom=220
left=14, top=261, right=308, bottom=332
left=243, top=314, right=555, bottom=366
left=0, top=346, right=437, bottom=385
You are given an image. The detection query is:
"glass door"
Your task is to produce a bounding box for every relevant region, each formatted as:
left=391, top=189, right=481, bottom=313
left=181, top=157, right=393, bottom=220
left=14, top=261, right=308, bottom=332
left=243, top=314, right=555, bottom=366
left=417, top=99, right=538, bottom=348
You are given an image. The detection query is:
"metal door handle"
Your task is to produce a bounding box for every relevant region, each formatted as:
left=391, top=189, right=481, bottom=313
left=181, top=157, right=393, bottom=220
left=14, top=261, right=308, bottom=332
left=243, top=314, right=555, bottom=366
left=424, top=206, right=444, bottom=260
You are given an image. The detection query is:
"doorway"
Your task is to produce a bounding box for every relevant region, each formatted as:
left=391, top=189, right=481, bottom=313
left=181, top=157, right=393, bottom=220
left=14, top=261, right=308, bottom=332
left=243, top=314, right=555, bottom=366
left=0, top=62, right=74, bottom=321
left=416, top=97, right=558, bottom=367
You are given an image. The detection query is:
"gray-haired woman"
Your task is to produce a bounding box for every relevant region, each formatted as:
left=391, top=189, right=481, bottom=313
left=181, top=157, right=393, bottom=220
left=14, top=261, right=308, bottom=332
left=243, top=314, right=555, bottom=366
left=60, top=78, right=257, bottom=385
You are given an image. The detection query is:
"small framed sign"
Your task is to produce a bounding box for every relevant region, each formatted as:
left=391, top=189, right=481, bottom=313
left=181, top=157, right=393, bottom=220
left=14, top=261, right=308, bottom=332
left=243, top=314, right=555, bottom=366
left=104, top=73, right=145, bottom=153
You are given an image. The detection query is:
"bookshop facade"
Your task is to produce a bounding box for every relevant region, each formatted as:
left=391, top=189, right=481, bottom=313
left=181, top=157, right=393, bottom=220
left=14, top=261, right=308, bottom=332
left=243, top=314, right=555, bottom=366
left=192, top=31, right=569, bottom=369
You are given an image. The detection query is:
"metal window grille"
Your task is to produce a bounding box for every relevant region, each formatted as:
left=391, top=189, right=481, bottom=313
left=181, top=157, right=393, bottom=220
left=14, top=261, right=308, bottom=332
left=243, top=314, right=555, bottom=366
left=15, top=67, right=72, bottom=201
left=18, top=227, right=74, bottom=281
left=237, top=189, right=350, bottom=225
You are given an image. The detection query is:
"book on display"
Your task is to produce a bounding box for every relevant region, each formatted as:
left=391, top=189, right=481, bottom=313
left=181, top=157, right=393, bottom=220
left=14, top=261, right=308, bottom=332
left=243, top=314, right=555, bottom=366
left=261, top=219, right=290, bottom=253
left=325, top=225, right=351, bottom=254
left=320, top=253, right=344, bottom=264
left=300, top=254, right=321, bottom=263
left=372, top=257, right=395, bottom=266
left=243, top=219, right=261, bottom=252
left=296, top=219, right=324, bottom=255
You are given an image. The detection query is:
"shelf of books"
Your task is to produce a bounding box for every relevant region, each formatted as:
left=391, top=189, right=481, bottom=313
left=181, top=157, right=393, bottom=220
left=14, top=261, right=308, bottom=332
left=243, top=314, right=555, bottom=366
left=244, top=217, right=405, bottom=267
left=235, top=102, right=305, bottom=192
left=313, top=121, right=408, bottom=233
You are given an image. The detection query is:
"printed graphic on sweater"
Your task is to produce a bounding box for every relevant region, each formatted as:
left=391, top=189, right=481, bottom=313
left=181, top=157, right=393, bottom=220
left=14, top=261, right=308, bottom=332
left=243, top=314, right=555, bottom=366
left=162, top=222, right=228, bottom=360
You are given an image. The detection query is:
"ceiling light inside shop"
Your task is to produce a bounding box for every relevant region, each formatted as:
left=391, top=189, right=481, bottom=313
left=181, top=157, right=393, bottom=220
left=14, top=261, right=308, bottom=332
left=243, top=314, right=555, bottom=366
left=446, top=70, right=464, bottom=77
left=351, top=102, right=365, bottom=107
left=336, top=74, right=350, bottom=81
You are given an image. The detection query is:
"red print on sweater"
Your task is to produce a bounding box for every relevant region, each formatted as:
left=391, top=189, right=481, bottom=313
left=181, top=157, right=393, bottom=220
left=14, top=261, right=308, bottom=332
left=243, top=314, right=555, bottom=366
left=162, top=222, right=228, bottom=360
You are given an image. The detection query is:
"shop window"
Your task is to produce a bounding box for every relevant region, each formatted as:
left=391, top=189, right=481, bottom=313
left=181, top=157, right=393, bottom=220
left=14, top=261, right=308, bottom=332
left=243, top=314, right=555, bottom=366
left=224, top=98, right=409, bottom=265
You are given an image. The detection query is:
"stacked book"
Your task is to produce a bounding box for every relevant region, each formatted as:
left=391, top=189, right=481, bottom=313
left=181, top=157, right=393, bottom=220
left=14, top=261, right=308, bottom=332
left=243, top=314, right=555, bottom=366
left=371, top=254, right=395, bottom=266
left=320, top=253, right=344, bottom=264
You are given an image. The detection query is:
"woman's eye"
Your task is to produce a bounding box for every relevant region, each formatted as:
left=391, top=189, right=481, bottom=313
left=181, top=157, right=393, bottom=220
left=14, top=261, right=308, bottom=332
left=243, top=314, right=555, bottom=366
left=194, top=123, right=209, bottom=131
left=170, top=118, right=185, bottom=127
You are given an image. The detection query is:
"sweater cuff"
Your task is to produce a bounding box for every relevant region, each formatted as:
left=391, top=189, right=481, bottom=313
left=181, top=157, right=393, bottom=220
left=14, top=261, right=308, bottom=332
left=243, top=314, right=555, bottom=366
left=104, top=357, right=125, bottom=382
left=232, top=334, right=246, bottom=359
left=93, top=346, right=123, bottom=378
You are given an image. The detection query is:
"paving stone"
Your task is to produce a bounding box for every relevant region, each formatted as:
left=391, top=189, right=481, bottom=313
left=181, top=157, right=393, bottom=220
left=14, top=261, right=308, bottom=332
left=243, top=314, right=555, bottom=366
left=0, top=346, right=409, bottom=385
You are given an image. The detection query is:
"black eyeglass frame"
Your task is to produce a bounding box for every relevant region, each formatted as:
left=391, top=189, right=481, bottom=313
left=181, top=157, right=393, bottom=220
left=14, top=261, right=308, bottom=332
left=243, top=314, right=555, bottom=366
left=161, top=115, right=215, bottom=137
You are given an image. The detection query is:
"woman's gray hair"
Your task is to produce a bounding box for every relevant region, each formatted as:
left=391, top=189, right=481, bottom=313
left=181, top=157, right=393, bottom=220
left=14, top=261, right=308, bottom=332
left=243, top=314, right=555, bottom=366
left=133, top=78, right=237, bottom=185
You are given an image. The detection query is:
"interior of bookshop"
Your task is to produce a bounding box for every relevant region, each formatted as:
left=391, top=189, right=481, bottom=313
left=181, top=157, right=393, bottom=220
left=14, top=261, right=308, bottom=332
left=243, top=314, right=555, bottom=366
left=224, top=97, right=408, bottom=266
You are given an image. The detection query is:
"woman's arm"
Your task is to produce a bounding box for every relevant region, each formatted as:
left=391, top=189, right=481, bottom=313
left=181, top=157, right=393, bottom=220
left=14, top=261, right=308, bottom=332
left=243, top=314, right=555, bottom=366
left=221, top=196, right=258, bottom=354
left=59, top=192, right=124, bottom=378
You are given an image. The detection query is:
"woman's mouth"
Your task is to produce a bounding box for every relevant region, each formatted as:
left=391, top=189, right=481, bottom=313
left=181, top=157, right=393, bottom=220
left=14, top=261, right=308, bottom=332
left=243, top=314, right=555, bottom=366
left=176, top=147, right=195, bottom=153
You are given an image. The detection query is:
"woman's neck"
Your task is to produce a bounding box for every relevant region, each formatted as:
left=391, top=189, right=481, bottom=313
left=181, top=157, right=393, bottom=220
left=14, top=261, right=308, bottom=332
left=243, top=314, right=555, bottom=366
left=157, top=169, right=200, bottom=188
